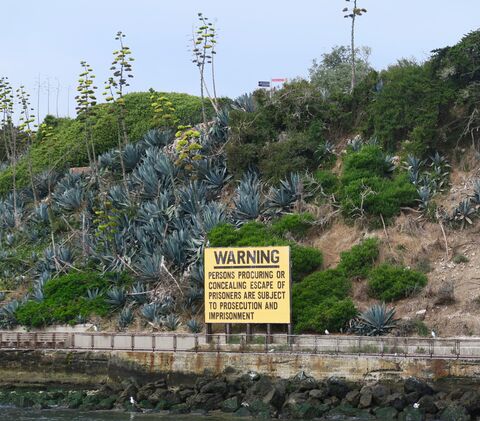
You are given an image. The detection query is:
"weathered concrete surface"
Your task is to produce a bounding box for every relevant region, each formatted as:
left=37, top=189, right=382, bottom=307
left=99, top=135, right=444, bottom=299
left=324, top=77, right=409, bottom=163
left=2, top=350, right=480, bottom=388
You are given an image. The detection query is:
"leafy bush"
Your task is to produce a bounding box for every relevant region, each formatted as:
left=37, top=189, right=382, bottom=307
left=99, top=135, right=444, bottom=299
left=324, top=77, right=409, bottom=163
left=15, top=272, right=131, bottom=327
left=270, top=213, right=314, bottom=238
left=293, top=269, right=356, bottom=333
left=368, top=264, right=428, bottom=301
left=339, top=146, right=417, bottom=218
left=208, top=222, right=322, bottom=282
left=313, top=170, right=339, bottom=195
left=0, top=92, right=209, bottom=196
left=338, top=238, right=379, bottom=279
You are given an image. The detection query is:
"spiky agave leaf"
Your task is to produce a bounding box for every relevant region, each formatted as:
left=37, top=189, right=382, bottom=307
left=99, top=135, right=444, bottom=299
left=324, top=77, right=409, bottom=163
left=161, top=230, right=192, bottom=269
left=186, top=319, right=203, bottom=333
left=34, top=170, right=61, bottom=199
left=98, top=150, right=116, bottom=171
left=266, top=173, right=302, bottom=215
left=107, top=185, right=131, bottom=209
left=135, top=253, right=164, bottom=281
left=106, top=286, right=127, bottom=306
left=122, top=143, right=142, bottom=172
left=139, top=128, right=174, bottom=149
left=86, top=288, right=101, bottom=300
left=404, top=155, right=423, bottom=174
left=178, top=180, right=208, bottom=215
left=233, top=171, right=263, bottom=223
left=354, top=303, right=397, bottom=336
left=163, top=314, right=180, bottom=331
left=232, top=93, right=256, bottom=113
left=347, top=137, right=363, bottom=152
left=33, top=203, right=50, bottom=224
left=453, top=198, right=476, bottom=229
left=131, top=281, right=149, bottom=304
left=118, top=306, right=134, bottom=328
left=54, top=186, right=85, bottom=212
left=417, top=186, right=432, bottom=211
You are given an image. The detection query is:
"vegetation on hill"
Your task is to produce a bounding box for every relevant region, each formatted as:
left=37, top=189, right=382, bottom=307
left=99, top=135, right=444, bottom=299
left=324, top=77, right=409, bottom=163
left=1, top=29, right=480, bottom=335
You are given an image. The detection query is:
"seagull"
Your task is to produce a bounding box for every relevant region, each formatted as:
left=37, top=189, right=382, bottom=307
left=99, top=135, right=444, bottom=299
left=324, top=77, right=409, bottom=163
left=324, top=330, right=330, bottom=335
left=413, top=402, right=420, bottom=409
left=93, top=325, right=98, bottom=332
left=241, top=402, right=250, bottom=408
left=268, top=348, right=275, bottom=353
left=129, top=396, right=135, bottom=405
left=431, top=331, right=436, bottom=339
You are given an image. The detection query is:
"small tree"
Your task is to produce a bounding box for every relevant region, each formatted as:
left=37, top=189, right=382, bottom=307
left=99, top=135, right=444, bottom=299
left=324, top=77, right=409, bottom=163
left=0, top=77, right=19, bottom=224
left=75, top=60, right=98, bottom=172
left=191, top=12, right=219, bottom=124
left=103, top=31, right=134, bottom=188
left=342, top=0, right=367, bottom=92
left=16, top=85, right=38, bottom=204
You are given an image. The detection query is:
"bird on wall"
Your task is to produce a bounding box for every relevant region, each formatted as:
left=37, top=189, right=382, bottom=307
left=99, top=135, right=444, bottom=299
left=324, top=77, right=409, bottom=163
left=431, top=331, right=436, bottom=339
left=324, top=330, right=330, bottom=335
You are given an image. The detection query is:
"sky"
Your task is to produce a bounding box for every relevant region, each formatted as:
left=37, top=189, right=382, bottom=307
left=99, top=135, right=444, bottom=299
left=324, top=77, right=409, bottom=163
left=2, top=0, right=479, bottom=122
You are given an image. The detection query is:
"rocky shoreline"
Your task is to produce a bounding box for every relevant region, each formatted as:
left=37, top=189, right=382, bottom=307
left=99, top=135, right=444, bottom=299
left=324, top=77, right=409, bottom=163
left=0, top=372, right=477, bottom=420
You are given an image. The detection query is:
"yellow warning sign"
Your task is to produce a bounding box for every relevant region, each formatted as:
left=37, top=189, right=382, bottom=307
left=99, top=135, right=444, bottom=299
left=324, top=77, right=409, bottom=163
left=204, top=246, right=291, bottom=324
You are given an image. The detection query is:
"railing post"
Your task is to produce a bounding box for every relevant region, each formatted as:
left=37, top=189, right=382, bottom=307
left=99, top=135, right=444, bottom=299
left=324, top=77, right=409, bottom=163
left=456, top=339, right=460, bottom=359
left=314, top=336, right=318, bottom=354
left=33, top=332, right=38, bottom=349
left=16, top=332, right=20, bottom=348
left=429, top=339, right=434, bottom=358
left=404, top=338, right=408, bottom=357
left=216, top=335, right=221, bottom=353
left=52, top=332, right=56, bottom=350
left=91, top=334, right=94, bottom=350
left=173, top=334, right=177, bottom=352
left=131, top=334, right=135, bottom=351
left=111, top=334, right=115, bottom=350
left=194, top=334, right=199, bottom=353
left=264, top=334, right=268, bottom=353
left=381, top=338, right=384, bottom=356
left=152, top=334, right=155, bottom=352
left=246, top=324, right=252, bottom=344
left=336, top=337, right=339, bottom=355
left=358, top=337, right=361, bottom=355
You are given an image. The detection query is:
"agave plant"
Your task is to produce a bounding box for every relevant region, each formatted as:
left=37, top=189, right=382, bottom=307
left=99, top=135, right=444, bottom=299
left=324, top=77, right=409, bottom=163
left=139, top=128, right=174, bottom=149
left=383, top=154, right=396, bottom=174
left=131, top=282, right=149, bottom=304
left=54, top=186, right=85, bottom=212
left=106, top=286, right=127, bottom=307
left=430, top=151, right=450, bottom=169
left=32, top=285, right=44, bottom=302
left=186, top=319, right=203, bottom=333
left=161, top=230, right=191, bottom=269
left=178, top=181, right=208, bottom=215
left=347, top=136, right=363, bottom=152
left=164, top=314, right=181, bottom=331
left=453, top=199, right=476, bottom=229
left=86, top=288, right=101, bottom=300
left=208, top=107, right=229, bottom=143
left=0, top=300, right=20, bottom=329
left=417, top=186, right=432, bottom=211
left=118, top=307, right=134, bottom=329
left=33, top=203, right=50, bottom=224
left=107, top=185, right=131, bottom=209
left=122, top=144, right=142, bottom=172
left=98, top=150, right=117, bottom=170
left=233, top=172, right=263, bottom=223
left=404, top=155, right=423, bottom=175
left=194, top=202, right=228, bottom=234
left=315, top=140, right=335, bottom=161
left=135, top=253, right=164, bottom=281
left=232, top=93, right=256, bottom=113
left=353, top=303, right=397, bottom=336
left=203, top=165, right=231, bottom=193
left=266, top=173, right=302, bottom=215
left=140, top=302, right=161, bottom=322
left=34, top=170, right=61, bottom=199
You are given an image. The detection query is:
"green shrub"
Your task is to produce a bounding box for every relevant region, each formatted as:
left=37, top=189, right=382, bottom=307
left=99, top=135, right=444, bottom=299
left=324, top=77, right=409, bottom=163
left=293, top=269, right=356, bottom=333
left=339, top=146, right=417, bottom=219
left=15, top=272, right=131, bottom=327
left=270, top=213, right=314, bottom=238
left=208, top=222, right=322, bottom=282
left=295, top=297, right=357, bottom=333
left=368, top=264, right=428, bottom=301
left=313, top=170, right=339, bottom=195
left=0, top=92, right=208, bottom=196
left=338, top=238, right=380, bottom=279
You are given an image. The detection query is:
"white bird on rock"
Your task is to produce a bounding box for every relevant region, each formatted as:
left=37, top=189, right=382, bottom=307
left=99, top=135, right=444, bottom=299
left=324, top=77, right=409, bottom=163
left=431, top=331, right=436, bottom=339
left=324, top=330, right=330, bottom=335
left=413, top=402, right=420, bottom=409
left=129, top=396, right=135, bottom=405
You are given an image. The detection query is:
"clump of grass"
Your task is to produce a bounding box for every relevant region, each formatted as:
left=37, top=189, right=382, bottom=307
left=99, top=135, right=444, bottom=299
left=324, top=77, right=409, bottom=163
left=453, top=254, right=469, bottom=264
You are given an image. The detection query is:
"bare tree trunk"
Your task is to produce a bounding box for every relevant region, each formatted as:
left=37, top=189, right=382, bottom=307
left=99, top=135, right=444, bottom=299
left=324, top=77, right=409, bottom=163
left=350, top=0, right=357, bottom=93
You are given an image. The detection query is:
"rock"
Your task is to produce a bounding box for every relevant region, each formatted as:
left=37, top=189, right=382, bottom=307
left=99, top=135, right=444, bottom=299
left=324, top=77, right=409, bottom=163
left=404, top=378, right=434, bottom=396
left=97, top=397, right=116, bottom=410
left=170, top=403, right=190, bottom=414
left=371, top=383, right=391, bottom=404
left=309, top=388, right=327, bottom=401
left=201, top=380, right=228, bottom=395
left=405, top=392, right=422, bottom=405
left=262, top=384, right=286, bottom=410
left=398, top=407, right=425, bottom=421
left=374, top=406, right=399, bottom=419
left=386, top=392, right=408, bottom=411
left=234, top=406, right=251, bottom=417
left=358, top=391, right=373, bottom=409
left=221, top=396, right=240, bottom=413
left=178, top=388, right=195, bottom=401
left=66, top=391, right=85, bottom=409
left=418, top=395, right=437, bottom=414
left=186, top=392, right=224, bottom=411
left=246, top=376, right=273, bottom=398
left=327, top=377, right=351, bottom=399
left=440, top=404, right=471, bottom=421
left=327, top=403, right=375, bottom=420
left=345, top=390, right=360, bottom=407
left=286, top=402, right=329, bottom=419
left=324, top=396, right=340, bottom=407
left=249, top=399, right=272, bottom=417
left=415, top=309, right=427, bottom=320
left=459, top=390, right=480, bottom=415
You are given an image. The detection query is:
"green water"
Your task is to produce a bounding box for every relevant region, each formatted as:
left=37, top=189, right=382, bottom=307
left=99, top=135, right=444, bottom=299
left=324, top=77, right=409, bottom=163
left=0, top=408, right=232, bottom=420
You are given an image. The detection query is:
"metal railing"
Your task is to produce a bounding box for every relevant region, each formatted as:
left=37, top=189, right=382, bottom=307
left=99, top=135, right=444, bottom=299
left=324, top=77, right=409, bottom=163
left=0, top=331, right=478, bottom=359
